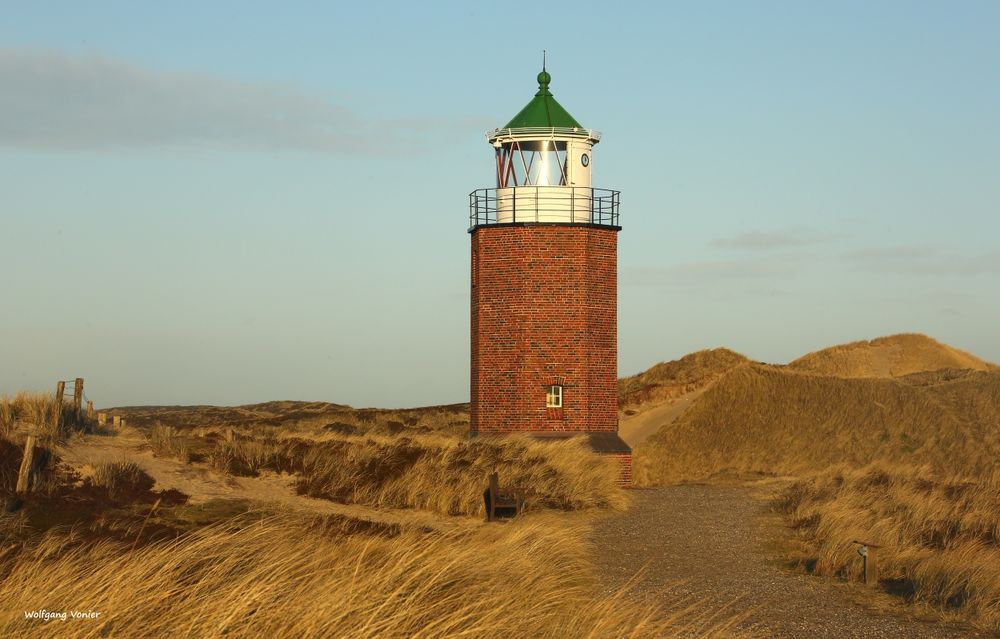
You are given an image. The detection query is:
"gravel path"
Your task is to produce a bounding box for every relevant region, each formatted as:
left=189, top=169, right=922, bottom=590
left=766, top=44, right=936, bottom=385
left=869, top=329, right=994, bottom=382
left=592, top=485, right=984, bottom=638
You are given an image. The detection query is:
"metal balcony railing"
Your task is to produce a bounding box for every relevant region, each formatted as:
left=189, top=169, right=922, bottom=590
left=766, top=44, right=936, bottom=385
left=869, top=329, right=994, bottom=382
left=468, top=187, right=621, bottom=231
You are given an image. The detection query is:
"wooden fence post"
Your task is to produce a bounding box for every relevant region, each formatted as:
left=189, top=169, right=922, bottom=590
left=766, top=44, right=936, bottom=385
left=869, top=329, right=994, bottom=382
left=73, top=378, right=84, bottom=421
left=54, top=381, right=65, bottom=431
left=86, top=400, right=94, bottom=418
left=16, top=436, right=36, bottom=494
left=97, top=412, right=107, bottom=426
left=113, top=415, right=121, bottom=429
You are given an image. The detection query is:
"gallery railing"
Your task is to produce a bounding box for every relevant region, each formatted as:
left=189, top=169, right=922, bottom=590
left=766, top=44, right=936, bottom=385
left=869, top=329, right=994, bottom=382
left=469, top=187, right=621, bottom=231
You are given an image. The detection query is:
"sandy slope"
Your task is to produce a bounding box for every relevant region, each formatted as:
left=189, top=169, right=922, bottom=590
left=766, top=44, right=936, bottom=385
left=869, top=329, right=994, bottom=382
left=618, top=388, right=706, bottom=448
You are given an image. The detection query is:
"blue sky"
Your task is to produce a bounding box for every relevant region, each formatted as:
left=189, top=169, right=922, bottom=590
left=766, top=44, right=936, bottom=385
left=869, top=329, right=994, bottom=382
left=2, top=1, right=998, bottom=407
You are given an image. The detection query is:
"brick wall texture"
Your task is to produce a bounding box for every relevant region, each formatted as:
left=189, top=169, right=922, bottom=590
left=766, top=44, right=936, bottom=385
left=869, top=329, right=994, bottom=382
left=470, top=224, right=619, bottom=434
left=607, top=453, right=633, bottom=487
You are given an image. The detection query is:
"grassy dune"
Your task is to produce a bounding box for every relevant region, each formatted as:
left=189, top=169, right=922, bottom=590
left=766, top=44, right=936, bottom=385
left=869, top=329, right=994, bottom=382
left=295, top=434, right=627, bottom=515
left=618, top=348, right=748, bottom=409
left=631, top=335, right=1000, bottom=631
left=209, top=431, right=627, bottom=516
left=788, top=333, right=997, bottom=378
left=635, top=364, right=1000, bottom=484
left=777, top=464, right=1000, bottom=631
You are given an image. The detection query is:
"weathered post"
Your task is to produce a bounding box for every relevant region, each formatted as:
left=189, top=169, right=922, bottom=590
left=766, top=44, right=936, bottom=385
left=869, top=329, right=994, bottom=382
left=86, top=400, right=94, bottom=418
left=113, top=415, right=122, bottom=429
left=73, top=378, right=84, bottom=421
left=854, top=540, right=882, bottom=586
left=54, top=381, right=65, bottom=431
left=16, top=436, right=36, bottom=494
left=97, top=412, right=107, bottom=426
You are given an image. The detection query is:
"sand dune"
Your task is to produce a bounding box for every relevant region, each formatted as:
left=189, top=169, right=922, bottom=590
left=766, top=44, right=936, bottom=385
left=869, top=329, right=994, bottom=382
left=635, top=362, right=1000, bottom=484
left=787, top=333, right=996, bottom=378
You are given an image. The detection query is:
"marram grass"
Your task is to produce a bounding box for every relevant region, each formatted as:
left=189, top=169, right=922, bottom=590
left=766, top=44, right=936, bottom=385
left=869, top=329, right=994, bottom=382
left=0, top=513, right=738, bottom=639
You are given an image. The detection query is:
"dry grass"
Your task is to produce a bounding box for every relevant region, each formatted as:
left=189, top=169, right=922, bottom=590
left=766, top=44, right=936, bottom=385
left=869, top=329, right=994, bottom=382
left=109, top=400, right=470, bottom=440
left=209, top=434, right=308, bottom=476
left=776, top=463, right=1000, bottom=632
left=0, top=392, right=90, bottom=443
left=147, top=422, right=191, bottom=462
left=618, top=348, right=748, bottom=409
left=0, top=512, right=737, bottom=639
left=297, top=434, right=627, bottom=516
left=91, top=460, right=155, bottom=501
left=634, top=364, right=1000, bottom=485
left=208, top=432, right=627, bottom=517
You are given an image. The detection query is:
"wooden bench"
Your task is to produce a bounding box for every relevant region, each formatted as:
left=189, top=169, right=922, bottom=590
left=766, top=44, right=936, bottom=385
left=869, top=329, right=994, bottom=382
left=483, top=472, right=524, bottom=522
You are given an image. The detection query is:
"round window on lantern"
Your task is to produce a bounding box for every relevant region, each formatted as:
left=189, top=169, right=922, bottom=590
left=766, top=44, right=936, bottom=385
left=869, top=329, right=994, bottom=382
left=581, top=153, right=590, bottom=167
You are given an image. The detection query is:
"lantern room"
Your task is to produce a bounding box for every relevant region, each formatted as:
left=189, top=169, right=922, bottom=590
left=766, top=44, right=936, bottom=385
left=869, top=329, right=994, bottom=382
left=470, top=67, right=620, bottom=228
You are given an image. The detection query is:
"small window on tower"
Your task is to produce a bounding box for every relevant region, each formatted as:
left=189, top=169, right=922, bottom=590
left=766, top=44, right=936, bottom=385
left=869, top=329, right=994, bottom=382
left=546, top=385, right=563, bottom=409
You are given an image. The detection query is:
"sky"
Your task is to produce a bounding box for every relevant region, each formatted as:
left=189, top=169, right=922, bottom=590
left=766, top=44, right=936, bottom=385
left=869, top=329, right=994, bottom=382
left=2, top=1, right=998, bottom=408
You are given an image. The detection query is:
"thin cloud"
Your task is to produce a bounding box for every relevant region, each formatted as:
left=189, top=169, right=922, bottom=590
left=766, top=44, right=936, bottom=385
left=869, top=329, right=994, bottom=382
left=710, top=228, right=847, bottom=250
left=842, top=245, right=1000, bottom=276
left=0, top=48, right=390, bottom=152
left=626, top=258, right=799, bottom=286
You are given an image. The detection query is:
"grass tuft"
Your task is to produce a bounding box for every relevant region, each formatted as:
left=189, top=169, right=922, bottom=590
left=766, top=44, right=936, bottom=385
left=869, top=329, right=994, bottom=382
left=91, top=460, right=155, bottom=501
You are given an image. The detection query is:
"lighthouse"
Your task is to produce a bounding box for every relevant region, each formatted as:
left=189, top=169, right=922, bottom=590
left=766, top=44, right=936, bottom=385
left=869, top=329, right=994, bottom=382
left=469, top=65, right=631, bottom=485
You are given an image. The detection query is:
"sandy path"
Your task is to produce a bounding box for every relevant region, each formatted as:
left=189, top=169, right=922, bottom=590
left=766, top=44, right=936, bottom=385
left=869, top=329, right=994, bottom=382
left=592, top=486, right=983, bottom=639
left=619, top=388, right=706, bottom=448
left=57, top=426, right=474, bottom=533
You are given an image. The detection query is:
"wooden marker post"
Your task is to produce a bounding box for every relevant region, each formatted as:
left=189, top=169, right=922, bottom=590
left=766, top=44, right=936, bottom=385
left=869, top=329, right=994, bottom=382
left=113, top=415, right=122, bottom=429
left=854, top=540, right=882, bottom=586
left=54, top=381, right=65, bottom=431
left=16, top=436, right=36, bottom=494
left=87, top=400, right=94, bottom=418
left=97, top=412, right=107, bottom=426
left=73, top=378, right=84, bottom=421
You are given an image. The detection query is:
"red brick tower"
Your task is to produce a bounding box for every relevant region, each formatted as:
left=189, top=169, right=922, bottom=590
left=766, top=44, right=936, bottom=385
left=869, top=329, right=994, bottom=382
left=469, top=66, right=631, bottom=484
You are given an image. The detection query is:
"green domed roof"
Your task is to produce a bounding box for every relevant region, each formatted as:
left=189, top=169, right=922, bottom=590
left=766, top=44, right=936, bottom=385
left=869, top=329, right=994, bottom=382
left=503, top=68, right=583, bottom=130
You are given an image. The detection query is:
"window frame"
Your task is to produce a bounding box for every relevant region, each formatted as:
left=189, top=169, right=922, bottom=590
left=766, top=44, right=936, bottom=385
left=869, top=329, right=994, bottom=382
left=545, top=384, right=563, bottom=409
